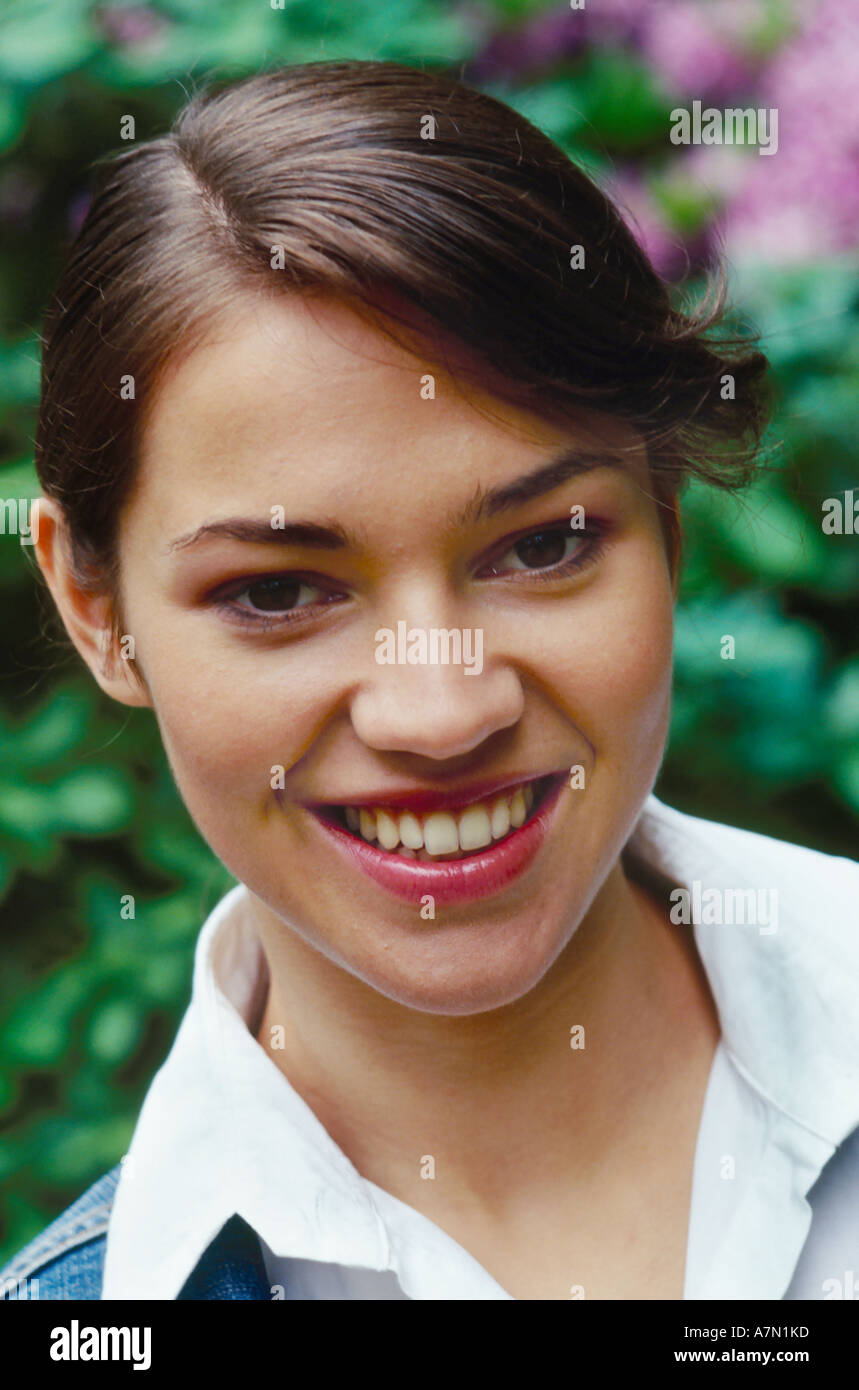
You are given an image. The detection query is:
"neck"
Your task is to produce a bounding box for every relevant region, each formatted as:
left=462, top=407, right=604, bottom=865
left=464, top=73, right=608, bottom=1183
left=253, top=860, right=719, bottom=1216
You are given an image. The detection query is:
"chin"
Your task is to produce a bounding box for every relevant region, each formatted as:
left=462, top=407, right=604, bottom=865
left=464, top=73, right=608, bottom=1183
left=339, top=906, right=576, bottom=1018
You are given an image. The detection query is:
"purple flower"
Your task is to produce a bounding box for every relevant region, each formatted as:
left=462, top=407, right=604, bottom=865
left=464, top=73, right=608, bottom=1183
left=467, top=10, right=586, bottom=83
left=94, top=4, right=168, bottom=49
left=722, top=0, right=859, bottom=260
left=641, top=2, right=750, bottom=101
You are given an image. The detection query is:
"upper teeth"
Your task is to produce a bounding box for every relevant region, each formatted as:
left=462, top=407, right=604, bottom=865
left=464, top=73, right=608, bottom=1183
left=344, top=783, right=535, bottom=855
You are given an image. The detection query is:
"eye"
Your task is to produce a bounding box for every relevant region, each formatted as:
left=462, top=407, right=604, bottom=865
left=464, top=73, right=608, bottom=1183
left=212, top=572, right=347, bottom=628
left=478, top=522, right=604, bottom=579
left=232, top=576, right=319, bottom=613
left=505, top=529, right=580, bottom=570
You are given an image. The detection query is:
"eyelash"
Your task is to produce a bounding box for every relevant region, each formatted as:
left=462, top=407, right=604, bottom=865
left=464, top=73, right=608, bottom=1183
left=212, top=574, right=346, bottom=633
left=212, top=518, right=608, bottom=631
left=476, top=518, right=608, bottom=585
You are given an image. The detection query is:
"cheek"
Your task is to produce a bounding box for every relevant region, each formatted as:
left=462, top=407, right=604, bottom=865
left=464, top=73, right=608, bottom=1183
left=598, top=608, right=674, bottom=771
left=132, top=622, right=330, bottom=824
left=540, top=543, right=674, bottom=766
left=596, top=574, right=673, bottom=729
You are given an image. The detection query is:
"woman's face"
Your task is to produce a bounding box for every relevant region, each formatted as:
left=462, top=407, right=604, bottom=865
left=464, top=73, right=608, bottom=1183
left=55, top=294, right=676, bottom=1014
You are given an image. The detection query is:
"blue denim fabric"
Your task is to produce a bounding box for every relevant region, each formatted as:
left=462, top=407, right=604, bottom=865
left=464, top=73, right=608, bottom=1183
left=0, top=1166, right=269, bottom=1300
left=6, top=1128, right=859, bottom=1298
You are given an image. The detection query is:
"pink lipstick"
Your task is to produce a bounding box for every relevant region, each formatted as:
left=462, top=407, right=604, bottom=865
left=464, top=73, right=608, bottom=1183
left=305, top=770, right=568, bottom=906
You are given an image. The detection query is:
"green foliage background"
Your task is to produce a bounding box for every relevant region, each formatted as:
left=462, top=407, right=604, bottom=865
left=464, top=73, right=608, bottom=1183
left=1, top=0, right=857, bottom=1261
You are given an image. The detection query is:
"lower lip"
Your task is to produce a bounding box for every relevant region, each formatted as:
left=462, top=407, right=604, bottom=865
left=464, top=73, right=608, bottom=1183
left=308, top=777, right=567, bottom=907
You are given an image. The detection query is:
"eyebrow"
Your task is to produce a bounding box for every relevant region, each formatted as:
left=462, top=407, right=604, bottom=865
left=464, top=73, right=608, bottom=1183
left=459, top=449, right=622, bottom=524
left=168, top=518, right=351, bottom=553
left=167, top=449, right=622, bottom=553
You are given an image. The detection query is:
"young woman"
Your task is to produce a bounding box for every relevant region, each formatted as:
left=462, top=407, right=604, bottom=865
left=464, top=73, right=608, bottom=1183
left=3, top=60, right=857, bottom=1302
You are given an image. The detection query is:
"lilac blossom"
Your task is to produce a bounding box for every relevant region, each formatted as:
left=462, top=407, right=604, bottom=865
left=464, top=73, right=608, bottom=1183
left=722, top=0, right=859, bottom=260
left=640, top=3, right=750, bottom=102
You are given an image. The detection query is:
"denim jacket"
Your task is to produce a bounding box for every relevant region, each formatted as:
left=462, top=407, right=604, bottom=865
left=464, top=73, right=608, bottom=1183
left=5, top=1137, right=859, bottom=1299
left=0, top=1165, right=269, bottom=1300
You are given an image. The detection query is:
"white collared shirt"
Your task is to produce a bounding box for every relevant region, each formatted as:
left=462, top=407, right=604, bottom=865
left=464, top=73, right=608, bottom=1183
left=101, top=796, right=859, bottom=1300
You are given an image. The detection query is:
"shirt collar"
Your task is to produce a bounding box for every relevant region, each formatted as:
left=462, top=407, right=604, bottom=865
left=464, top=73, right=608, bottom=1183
left=102, top=795, right=859, bottom=1299
left=627, top=797, right=859, bottom=1147
left=102, top=885, right=389, bottom=1299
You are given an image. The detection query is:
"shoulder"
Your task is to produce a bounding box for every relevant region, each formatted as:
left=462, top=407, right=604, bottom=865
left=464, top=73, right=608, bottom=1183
left=0, top=1164, right=122, bottom=1300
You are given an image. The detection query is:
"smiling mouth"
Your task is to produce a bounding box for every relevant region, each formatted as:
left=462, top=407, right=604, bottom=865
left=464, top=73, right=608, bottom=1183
left=312, top=772, right=564, bottom=862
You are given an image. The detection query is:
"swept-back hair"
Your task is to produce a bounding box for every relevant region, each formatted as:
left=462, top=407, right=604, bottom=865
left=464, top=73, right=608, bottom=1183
left=35, top=59, right=769, bottom=589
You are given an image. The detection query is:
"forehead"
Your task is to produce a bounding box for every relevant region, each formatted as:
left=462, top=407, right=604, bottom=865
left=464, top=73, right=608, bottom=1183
left=130, top=293, right=644, bottom=531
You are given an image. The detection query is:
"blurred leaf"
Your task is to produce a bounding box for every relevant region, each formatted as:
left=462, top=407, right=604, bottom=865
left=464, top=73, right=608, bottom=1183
left=680, top=476, right=834, bottom=589
left=0, top=0, right=98, bottom=83
left=1, top=968, right=92, bottom=1065
left=0, top=339, right=41, bottom=411
left=0, top=87, right=27, bottom=152
left=86, top=998, right=143, bottom=1065
left=30, top=1115, right=135, bottom=1185
left=496, top=76, right=588, bottom=146
left=50, top=767, right=135, bottom=835
left=565, top=50, right=672, bottom=148
left=834, top=749, right=859, bottom=814
left=3, top=687, right=94, bottom=769
left=825, top=663, right=859, bottom=740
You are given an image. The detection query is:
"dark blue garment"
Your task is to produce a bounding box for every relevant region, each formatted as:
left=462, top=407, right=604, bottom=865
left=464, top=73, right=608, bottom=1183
left=6, top=1129, right=859, bottom=1298
left=0, top=1166, right=270, bottom=1300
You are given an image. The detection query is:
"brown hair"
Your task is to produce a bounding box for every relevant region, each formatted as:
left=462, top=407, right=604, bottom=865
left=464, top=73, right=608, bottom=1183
left=35, top=58, right=770, bottom=594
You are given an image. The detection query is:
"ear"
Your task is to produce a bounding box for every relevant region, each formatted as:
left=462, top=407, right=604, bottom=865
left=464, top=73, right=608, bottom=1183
left=32, top=497, right=152, bottom=709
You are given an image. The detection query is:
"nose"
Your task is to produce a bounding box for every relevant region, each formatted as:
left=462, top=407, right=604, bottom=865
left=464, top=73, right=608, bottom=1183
left=349, top=626, right=525, bottom=761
